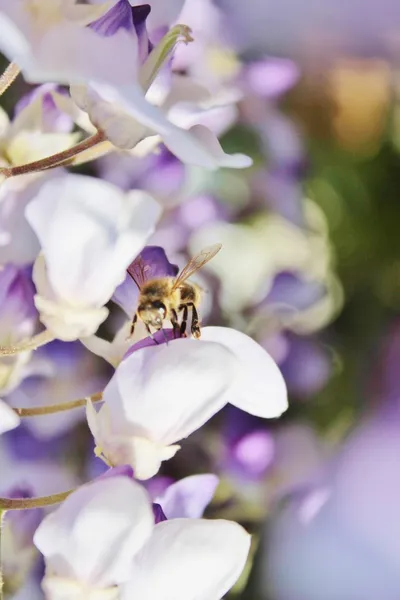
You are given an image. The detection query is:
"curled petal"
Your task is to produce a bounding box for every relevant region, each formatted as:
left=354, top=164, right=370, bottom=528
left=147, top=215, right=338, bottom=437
left=201, top=327, right=288, bottom=418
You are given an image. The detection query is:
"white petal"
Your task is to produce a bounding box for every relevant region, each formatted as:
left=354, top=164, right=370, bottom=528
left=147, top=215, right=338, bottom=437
left=107, top=84, right=252, bottom=170
left=120, top=519, right=251, bottom=600
left=156, top=474, right=219, bottom=519
left=0, top=398, right=20, bottom=434
left=128, top=437, right=181, bottom=480
left=165, top=124, right=253, bottom=170
left=145, top=0, right=185, bottom=29
left=200, top=327, right=288, bottom=418
left=106, top=338, right=237, bottom=444
left=34, top=292, right=109, bottom=341
left=26, top=175, right=161, bottom=306
left=34, top=477, right=154, bottom=587
left=41, top=577, right=119, bottom=600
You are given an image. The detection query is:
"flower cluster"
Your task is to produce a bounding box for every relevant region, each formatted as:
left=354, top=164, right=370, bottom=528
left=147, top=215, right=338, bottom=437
left=0, top=2, right=304, bottom=599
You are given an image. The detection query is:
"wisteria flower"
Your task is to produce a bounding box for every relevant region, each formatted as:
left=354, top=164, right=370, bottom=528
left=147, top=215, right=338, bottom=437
left=87, top=327, right=287, bottom=479
left=25, top=173, right=161, bottom=340
left=34, top=476, right=251, bottom=600
left=69, top=1, right=252, bottom=170
left=0, top=265, right=43, bottom=395
left=0, top=1, right=251, bottom=170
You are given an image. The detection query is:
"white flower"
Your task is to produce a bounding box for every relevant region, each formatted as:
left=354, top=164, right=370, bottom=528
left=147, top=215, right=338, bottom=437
left=71, top=79, right=251, bottom=170
left=34, top=476, right=250, bottom=600
left=87, top=327, right=288, bottom=479
left=25, top=174, right=161, bottom=340
left=0, top=398, right=20, bottom=434
left=0, top=0, right=137, bottom=85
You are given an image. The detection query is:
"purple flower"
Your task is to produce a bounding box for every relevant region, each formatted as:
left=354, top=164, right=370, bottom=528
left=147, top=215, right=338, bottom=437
left=262, top=271, right=327, bottom=314
left=264, top=411, right=400, bottom=600
left=221, top=406, right=275, bottom=482
left=242, top=58, right=300, bottom=99
left=279, top=334, right=332, bottom=398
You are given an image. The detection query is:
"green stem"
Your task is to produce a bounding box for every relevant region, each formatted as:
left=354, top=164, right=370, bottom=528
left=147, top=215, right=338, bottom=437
left=0, top=130, right=106, bottom=178
left=13, top=392, right=103, bottom=417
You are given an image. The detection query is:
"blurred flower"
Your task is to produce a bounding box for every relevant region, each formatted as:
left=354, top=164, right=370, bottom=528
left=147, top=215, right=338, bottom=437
left=216, top=0, right=400, bottom=60
left=264, top=410, right=400, bottom=600
left=25, top=174, right=161, bottom=340
left=0, top=265, right=41, bottom=395
left=7, top=340, right=109, bottom=440
left=2, top=485, right=42, bottom=598
left=87, top=327, right=287, bottom=479
left=279, top=334, right=332, bottom=399
left=34, top=476, right=251, bottom=600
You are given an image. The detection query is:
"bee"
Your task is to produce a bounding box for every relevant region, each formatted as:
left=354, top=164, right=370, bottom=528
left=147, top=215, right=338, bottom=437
left=128, top=243, right=222, bottom=339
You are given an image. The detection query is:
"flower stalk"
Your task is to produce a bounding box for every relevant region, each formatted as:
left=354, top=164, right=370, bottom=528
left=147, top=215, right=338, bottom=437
left=0, top=130, right=106, bottom=178
left=0, top=62, right=20, bottom=97
left=13, top=392, right=103, bottom=417
left=0, top=329, right=55, bottom=356
left=0, top=490, right=75, bottom=511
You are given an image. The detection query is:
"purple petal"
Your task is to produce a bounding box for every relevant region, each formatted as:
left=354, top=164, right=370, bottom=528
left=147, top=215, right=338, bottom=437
left=156, top=474, right=219, bottom=519
left=153, top=502, right=168, bottom=524
left=232, top=430, right=275, bottom=477
left=98, top=465, right=134, bottom=480
left=90, top=0, right=135, bottom=36
left=145, top=476, right=175, bottom=499
left=132, top=5, right=153, bottom=63
left=280, top=334, right=332, bottom=398
left=14, top=84, right=73, bottom=133
left=115, top=246, right=178, bottom=316
left=263, top=271, right=326, bottom=313
left=244, top=58, right=300, bottom=99
left=90, top=1, right=152, bottom=62
left=221, top=406, right=275, bottom=481
left=128, top=246, right=179, bottom=281
left=112, top=274, right=140, bottom=317
left=124, top=328, right=180, bottom=359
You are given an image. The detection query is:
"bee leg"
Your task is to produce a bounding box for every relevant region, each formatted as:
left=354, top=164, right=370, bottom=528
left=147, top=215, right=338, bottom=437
left=145, top=324, right=159, bottom=345
left=127, top=314, right=138, bottom=339
left=179, top=304, right=188, bottom=336
left=171, top=309, right=180, bottom=339
left=189, top=303, right=201, bottom=339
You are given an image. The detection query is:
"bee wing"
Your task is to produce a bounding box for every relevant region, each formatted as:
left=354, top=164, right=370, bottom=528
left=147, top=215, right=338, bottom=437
left=172, top=243, right=222, bottom=290
left=127, top=257, right=152, bottom=290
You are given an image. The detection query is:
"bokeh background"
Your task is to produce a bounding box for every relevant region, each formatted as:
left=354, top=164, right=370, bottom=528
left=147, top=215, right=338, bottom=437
left=3, top=1, right=400, bottom=598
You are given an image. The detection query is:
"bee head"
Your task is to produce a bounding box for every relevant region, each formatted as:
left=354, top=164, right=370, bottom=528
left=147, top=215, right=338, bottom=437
left=138, top=301, right=166, bottom=329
